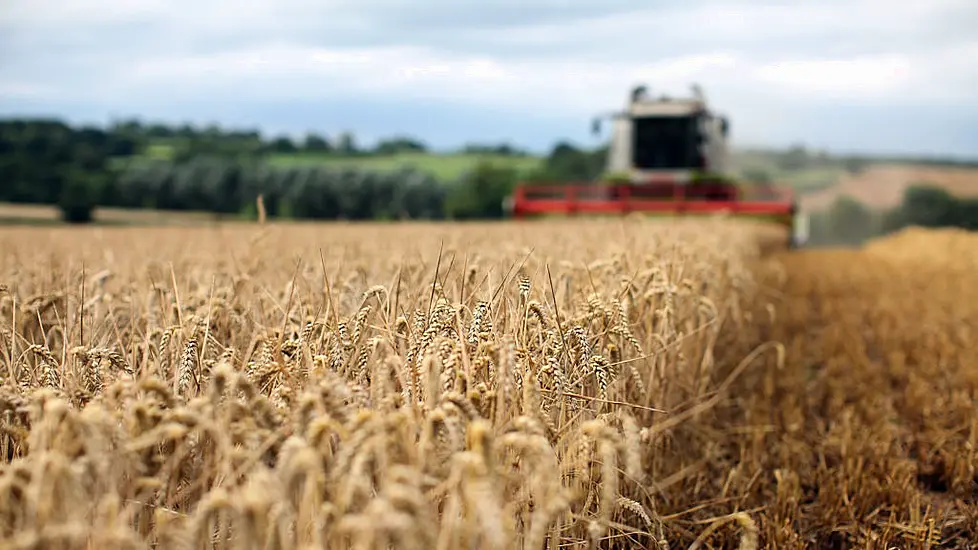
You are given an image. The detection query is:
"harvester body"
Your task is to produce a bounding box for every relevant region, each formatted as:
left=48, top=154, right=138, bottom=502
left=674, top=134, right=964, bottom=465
left=604, top=86, right=730, bottom=182
left=509, top=85, right=808, bottom=247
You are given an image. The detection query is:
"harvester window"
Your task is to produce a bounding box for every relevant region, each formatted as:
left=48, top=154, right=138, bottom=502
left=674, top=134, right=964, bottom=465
left=631, top=116, right=701, bottom=170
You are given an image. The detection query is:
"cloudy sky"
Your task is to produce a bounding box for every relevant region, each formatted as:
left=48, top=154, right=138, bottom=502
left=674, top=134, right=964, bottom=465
left=2, top=0, right=977, bottom=156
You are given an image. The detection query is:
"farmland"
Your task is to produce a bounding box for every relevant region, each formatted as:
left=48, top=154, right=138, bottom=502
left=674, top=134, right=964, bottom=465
left=138, top=141, right=543, bottom=180
left=134, top=139, right=544, bottom=181
left=0, top=203, right=231, bottom=227
left=799, top=164, right=978, bottom=211
left=0, top=217, right=975, bottom=549
left=9, top=117, right=978, bottom=236
left=266, top=152, right=542, bottom=180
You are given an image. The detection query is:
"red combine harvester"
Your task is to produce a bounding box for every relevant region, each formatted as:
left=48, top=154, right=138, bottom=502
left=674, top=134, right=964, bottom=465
left=507, top=84, right=808, bottom=247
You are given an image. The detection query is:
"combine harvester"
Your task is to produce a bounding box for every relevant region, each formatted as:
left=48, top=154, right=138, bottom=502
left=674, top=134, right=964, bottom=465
left=507, top=84, right=809, bottom=247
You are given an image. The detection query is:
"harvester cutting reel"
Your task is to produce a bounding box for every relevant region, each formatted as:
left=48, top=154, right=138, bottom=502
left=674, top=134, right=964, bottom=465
left=506, top=179, right=811, bottom=250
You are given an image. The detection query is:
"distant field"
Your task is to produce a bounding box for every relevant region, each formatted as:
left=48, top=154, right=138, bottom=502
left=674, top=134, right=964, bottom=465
left=133, top=142, right=856, bottom=192
left=125, top=141, right=545, bottom=180
left=267, top=152, right=845, bottom=191
left=774, top=167, right=848, bottom=194
left=0, top=203, right=232, bottom=226
left=144, top=142, right=178, bottom=160
left=266, top=151, right=543, bottom=179
left=799, top=163, right=978, bottom=211
left=729, top=151, right=849, bottom=195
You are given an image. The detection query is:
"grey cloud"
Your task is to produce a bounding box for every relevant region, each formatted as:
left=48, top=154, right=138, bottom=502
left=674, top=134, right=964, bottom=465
left=335, top=1, right=649, bottom=30
left=2, top=0, right=977, bottom=156
left=448, top=0, right=978, bottom=63
left=4, top=0, right=974, bottom=68
left=0, top=0, right=674, bottom=59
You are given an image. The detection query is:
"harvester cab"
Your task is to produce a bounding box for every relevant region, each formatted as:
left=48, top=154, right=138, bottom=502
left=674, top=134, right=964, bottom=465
left=595, top=84, right=730, bottom=183
left=509, top=84, right=809, bottom=248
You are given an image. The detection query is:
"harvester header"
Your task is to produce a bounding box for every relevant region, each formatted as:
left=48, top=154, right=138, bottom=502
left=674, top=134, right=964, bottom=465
left=508, top=84, right=809, bottom=247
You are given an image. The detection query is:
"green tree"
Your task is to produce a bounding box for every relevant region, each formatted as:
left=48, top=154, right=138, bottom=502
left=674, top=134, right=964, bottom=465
left=843, top=156, right=868, bottom=175
left=373, top=136, right=427, bottom=155
left=58, top=175, right=97, bottom=223
left=303, top=133, right=332, bottom=153
left=336, top=131, right=358, bottom=155
left=445, top=161, right=518, bottom=219
left=808, top=196, right=881, bottom=245
left=830, top=196, right=875, bottom=234
left=525, top=142, right=605, bottom=182
left=268, top=136, right=298, bottom=154
left=882, top=183, right=978, bottom=233
left=899, top=184, right=958, bottom=227
left=955, top=198, right=978, bottom=231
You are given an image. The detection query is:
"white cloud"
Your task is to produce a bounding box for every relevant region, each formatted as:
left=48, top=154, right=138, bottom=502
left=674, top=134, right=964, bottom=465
left=0, top=0, right=169, bottom=27
left=467, top=0, right=976, bottom=54
left=0, top=82, right=60, bottom=100
left=1, top=0, right=976, bottom=153
left=913, top=42, right=978, bottom=102
left=115, top=45, right=749, bottom=116
left=752, top=44, right=978, bottom=104
left=86, top=39, right=971, bottom=118
left=753, top=55, right=916, bottom=101
left=3, top=0, right=973, bottom=107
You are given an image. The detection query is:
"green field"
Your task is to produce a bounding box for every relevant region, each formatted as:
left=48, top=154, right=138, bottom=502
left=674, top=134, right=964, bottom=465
left=770, top=167, right=847, bottom=194
left=136, top=140, right=852, bottom=192
left=268, top=152, right=542, bottom=179
left=266, top=151, right=846, bottom=192
left=729, top=150, right=851, bottom=195
left=137, top=141, right=544, bottom=180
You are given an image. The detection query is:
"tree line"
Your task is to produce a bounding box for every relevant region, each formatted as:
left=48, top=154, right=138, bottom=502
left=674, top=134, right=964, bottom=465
left=5, top=117, right=976, bottom=232
left=85, top=119, right=536, bottom=159
left=0, top=118, right=601, bottom=223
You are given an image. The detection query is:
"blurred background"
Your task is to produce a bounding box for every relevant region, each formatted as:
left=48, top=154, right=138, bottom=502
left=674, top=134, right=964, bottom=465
left=1, top=0, right=976, bottom=243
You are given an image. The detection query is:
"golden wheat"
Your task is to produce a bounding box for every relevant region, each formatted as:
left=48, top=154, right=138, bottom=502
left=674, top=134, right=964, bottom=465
left=0, top=218, right=975, bottom=549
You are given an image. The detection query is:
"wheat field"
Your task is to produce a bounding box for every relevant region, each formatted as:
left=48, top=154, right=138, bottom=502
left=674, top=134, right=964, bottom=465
left=0, top=218, right=975, bottom=549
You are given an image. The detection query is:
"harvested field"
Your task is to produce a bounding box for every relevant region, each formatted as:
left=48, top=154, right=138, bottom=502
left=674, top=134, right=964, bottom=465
left=0, top=219, right=975, bottom=549
left=0, top=203, right=230, bottom=227
left=751, top=228, right=978, bottom=548
left=799, top=164, right=978, bottom=211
